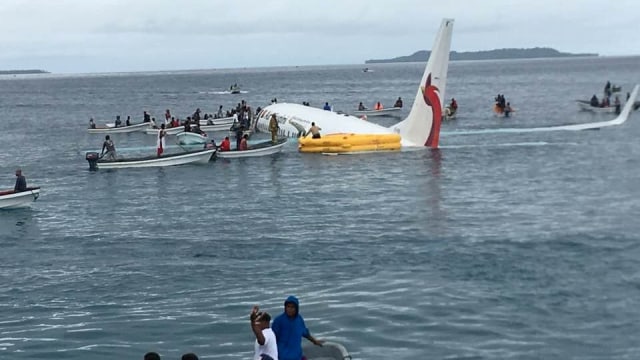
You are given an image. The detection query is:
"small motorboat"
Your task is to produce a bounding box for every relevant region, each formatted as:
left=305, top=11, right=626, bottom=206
left=199, top=116, right=235, bottom=126
left=177, top=132, right=207, bottom=145
left=87, top=122, right=151, bottom=134
left=302, top=341, right=352, bottom=360
left=576, top=100, right=620, bottom=114
left=443, top=105, right=457, bottom=120
left=352, top=107, right=402, bottom=117
left=216, top=138, right=287, bottom=159
left=0, top=187, right=41, bottom=209
left=85, top=149, right=215, bottom=170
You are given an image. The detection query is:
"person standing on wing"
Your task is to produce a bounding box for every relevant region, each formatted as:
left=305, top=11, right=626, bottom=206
left=272, top=295, right=324, bottom=360
left=268, top=114, right=279, bottom=144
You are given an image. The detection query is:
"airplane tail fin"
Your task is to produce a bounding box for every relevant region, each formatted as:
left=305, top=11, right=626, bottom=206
left=391, top=19, right=454, bottom=148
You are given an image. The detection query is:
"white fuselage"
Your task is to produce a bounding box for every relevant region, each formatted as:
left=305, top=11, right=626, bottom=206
left=254, top=104, right=419, bottom=146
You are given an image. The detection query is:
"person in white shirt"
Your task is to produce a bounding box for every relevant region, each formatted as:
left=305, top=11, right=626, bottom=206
left=250, top=306, right=278, bottom=360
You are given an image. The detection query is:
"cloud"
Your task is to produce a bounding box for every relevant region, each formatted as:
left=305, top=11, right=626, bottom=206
left=0, top=0, right=638, bottom=73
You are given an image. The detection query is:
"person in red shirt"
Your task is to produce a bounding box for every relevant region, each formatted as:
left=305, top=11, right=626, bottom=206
left=219, top=136, right=231, bottom=151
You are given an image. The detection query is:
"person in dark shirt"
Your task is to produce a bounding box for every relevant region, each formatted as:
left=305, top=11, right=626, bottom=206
left=14, top=168, right=27, bottom=192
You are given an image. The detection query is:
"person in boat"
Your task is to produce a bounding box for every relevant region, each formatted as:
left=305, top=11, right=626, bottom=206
left=614, top=96, right=621, bottom=114
left=157, top=124, right=166, bottom=157
left=239, top=134, right=249, bottom=151
left=305, top=122, right=322, bottom=139
left=323, top=102, right=331, bottom=111
left=144, top=351, right=161, bottom=360
left=590, top=94, right=599, bottom=107
left=394, top=97, right=403, bottom=108
left=193, top=108, right=201, bottom=122
left=504, top=102, right=513, bottom=118
left=216, top=105, right=224, bottom=119
left=165, top=109, right=171, bottom=125
left=604, top=81, right=612, bottom=98
left=601, top=97, right=609, bottom=108
left=88, top=118, right=96, bottom=129
left=143, top=111, right=151, bottom=123
left=374, top=101, right=384, bottom=110
left=450, top=98, right=458, bottom=111
left=358, top=102, right=366, bottom=111
left=250, top=306, right=278, bottom=360
left=268, top=114, right=279, bottom=144
left=272, top=295, right=324, bottom=360
left=126, top=115, right=131, bottom=126
left=14, top=168, right=27, bottom=192
left=115, top=115, right=122, bottom=128
left=231, top=121, right=244, bottom=150
left=101, top=135, right=117, bottom=161
left=219, top=136, right=231, bottom=151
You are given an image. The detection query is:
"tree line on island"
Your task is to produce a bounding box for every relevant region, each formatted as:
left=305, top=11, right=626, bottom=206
left=365, top=47, right=598, bottom=63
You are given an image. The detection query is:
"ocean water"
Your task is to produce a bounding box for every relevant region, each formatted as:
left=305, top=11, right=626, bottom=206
left=1, top=56, right=640, bottom=360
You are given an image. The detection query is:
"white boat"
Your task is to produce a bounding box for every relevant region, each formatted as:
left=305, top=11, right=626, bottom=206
left=201, top=123, right=235, bottom=132
left=88, top=122, right=151, bottom=134
left=85, top=149, right=215, bottom=170
left=576, top=100, right=619, bottom=113
left=198, top=116, right=235, bottom=126
left=176, top=132, right=208, bottom=145
left=302, top=342, right=351, bottom=360
left=353, top=107, right=402, bottom=117
left=144, top=126, right=186, bottom=135
left=0, top=187, right=41, bottom=209
left=216, top=138, right=287, bottom=159
left=443, top=105, right=457, bottom=120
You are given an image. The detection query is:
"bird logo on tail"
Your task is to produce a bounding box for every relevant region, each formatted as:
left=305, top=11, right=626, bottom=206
left=421, top=73, right=442, bottom=148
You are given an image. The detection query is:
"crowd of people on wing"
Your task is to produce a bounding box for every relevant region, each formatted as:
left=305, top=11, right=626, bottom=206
left=141, top=295, right=324, bottom=360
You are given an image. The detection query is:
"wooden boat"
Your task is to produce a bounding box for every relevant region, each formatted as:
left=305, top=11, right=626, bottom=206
left=302, top=341, right=352, bottom=360
left=87, top=122, right=150, bottom=134
left=353, top=107, right=402, bottom=117
left=0, top=187, right=41, bottom=209
left=85, top=149, right=215, bottom=170
left=216, top=138, right=287, bottom=159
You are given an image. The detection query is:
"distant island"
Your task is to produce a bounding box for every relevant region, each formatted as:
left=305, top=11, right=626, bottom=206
left=0, top=69, right=49, bottom=75
left=365, top=47, right=598, bottom=63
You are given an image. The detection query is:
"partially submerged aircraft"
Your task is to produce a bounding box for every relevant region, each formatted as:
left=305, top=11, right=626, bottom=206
left=255, top=19, right=455, bottom=148
left=254, top=18, right=639, bottom=147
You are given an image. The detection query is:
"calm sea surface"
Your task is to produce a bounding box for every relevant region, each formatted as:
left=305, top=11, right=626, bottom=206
left=1, top=56, right=640, bottom=360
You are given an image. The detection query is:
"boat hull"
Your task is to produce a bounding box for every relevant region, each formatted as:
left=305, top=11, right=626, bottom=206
left=576, top=100, right=618, bottom=113
left=303, top=341, right=351, bottom=360
left=177, top=132, right=208, bottom=145
left=0, top=187, right=40, bottom=209
left=353, top=107, right=402, bottom=117
left=87, top=122, right=150, bottom=134
left=199, top=116, right=235, bottom=126
left=216, top=138, right=287, bottom=159
left=89, top=149, right=215, bottom=169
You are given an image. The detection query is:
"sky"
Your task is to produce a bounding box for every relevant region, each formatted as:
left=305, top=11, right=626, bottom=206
left=0, top=0, right=638, bottom=74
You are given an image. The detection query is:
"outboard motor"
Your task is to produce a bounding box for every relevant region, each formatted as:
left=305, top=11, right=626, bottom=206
left=85, top=152, right=99, bottom=171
